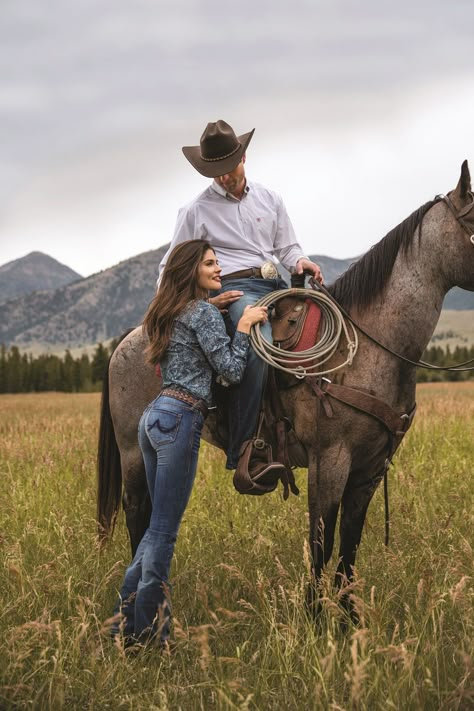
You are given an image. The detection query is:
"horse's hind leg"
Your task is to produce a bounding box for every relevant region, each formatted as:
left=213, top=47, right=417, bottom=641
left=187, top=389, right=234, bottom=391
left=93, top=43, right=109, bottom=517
left=306, top=444, right=351, bottom=616
left=335, top=472, right=383, bottom=621
left=121, top=448, right=151, bottom=556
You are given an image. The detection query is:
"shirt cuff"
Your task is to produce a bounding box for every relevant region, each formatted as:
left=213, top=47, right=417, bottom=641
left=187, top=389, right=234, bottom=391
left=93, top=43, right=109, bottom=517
left=233, top=330, right=250, bottom=351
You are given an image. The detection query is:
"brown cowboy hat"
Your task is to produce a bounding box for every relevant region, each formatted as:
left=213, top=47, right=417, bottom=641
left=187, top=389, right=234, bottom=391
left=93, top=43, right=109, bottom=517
left=182, top=120, right=255, bottom=178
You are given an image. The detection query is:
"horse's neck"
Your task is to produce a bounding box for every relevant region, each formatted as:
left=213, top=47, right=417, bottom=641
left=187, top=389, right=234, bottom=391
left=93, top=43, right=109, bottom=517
left=356, top=227, right=448, bottom=362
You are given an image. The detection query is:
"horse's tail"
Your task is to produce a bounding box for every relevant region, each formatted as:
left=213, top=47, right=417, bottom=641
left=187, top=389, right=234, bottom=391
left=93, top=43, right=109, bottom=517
left=97, top=329, right=134, bottom=543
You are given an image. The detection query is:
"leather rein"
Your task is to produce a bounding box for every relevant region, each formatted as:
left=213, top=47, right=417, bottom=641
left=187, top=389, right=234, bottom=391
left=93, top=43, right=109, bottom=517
left=311, top=194, right=474, bottom=373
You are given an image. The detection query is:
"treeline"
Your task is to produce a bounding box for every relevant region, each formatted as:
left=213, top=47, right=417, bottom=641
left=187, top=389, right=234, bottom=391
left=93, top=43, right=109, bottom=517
left=417, top=345, right=474, bottom=382
left=0, top=341, right=120, bottom=394
left=0, top=343, right=472, bottom=394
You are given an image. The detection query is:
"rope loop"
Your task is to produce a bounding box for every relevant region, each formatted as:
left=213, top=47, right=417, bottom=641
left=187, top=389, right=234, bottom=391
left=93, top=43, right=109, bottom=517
left=250, top=288, right=359, bottom=377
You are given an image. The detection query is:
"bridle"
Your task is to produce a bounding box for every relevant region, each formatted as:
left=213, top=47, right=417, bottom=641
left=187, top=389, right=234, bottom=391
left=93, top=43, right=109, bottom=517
left=311, top=192, right=474, bottom=373
left=438, top=191, right=474, bottom=245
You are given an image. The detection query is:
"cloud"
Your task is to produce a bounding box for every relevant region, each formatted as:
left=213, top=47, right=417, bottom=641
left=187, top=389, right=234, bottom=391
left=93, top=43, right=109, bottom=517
left=1, top=0, right=474, bottom=273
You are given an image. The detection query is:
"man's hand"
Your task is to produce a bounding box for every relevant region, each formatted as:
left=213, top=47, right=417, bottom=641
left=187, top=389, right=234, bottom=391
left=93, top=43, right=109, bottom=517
left=296, top=258, right=324, bottom=284
left=209, top=290, right=243, bottom=313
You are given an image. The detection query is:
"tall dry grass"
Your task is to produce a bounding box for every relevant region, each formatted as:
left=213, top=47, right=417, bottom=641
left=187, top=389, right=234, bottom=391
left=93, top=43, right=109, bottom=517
left=0, top=385, right=473, bottom=710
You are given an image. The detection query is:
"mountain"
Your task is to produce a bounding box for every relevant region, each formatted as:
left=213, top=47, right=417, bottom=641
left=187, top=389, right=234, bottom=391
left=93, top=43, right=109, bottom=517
left=0, top=247, right=168, bottom=351
left=308, top=255, right=353, bottom=285
left=0, top=251, right=82, bottom=305
left=0, top=248, right=472, bottom=352
left=442, top=287, right=474, bottom=310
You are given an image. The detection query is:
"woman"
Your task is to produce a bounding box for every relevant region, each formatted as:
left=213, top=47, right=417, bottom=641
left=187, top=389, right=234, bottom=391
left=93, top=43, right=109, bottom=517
left=111, top=239, right=267, bottom=649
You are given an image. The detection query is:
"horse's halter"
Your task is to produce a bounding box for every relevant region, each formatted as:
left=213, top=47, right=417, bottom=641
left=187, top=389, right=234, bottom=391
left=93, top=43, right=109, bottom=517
left=438, top=191, right=474, bottom=245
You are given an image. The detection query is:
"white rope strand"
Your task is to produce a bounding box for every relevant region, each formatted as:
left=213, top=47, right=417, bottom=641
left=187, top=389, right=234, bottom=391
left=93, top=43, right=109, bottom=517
left=249, top=288, right=358, bottom=378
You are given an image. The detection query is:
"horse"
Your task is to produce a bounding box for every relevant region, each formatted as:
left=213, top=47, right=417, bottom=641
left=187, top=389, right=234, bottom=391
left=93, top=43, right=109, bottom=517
left=97, top=161, right=474, bottom=614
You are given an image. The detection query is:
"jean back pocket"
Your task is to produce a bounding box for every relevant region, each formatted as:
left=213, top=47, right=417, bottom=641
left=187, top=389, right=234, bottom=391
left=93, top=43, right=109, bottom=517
left=146, top=408, right=182, bottom=446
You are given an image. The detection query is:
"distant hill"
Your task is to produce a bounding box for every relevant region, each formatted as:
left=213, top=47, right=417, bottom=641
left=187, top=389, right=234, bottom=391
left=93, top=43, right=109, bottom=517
left=442, top=287, right=474, bottom=310
left=0, top=247, right=168, bottom=351
left=431, top=310, right=474, bottom=349
left=308, top=255, right=353, bottom=285
left=0, top=251, right=82, bottom=305
left=0, top=247, right=472, bottom=352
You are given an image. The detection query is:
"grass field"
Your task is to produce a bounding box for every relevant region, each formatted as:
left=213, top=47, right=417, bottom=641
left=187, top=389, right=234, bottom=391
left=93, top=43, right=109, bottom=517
left=1, top=385, right=473, bottom=710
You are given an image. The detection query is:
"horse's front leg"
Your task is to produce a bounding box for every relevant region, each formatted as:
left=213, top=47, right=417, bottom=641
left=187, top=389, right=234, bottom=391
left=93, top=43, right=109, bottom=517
left=335, top=470, right=383, bottom=622
left=306, top=443, right=351, bottom=617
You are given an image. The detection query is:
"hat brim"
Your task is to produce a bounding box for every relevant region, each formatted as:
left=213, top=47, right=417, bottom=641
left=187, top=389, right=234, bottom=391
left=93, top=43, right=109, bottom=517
left=182, top=129, right=255, bottom=178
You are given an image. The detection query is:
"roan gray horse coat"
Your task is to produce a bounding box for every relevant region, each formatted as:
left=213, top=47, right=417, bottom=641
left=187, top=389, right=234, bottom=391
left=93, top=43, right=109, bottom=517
left=98, top=161, right=474, bottom=617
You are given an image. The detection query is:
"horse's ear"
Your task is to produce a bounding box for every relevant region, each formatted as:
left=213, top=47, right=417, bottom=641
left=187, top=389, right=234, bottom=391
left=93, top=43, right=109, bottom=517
left=455, top=160, right=471, bottom=198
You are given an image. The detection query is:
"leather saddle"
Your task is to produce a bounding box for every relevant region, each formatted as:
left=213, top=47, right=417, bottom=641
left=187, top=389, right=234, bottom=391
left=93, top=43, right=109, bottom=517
left=271, top=294, right=322, bottom=352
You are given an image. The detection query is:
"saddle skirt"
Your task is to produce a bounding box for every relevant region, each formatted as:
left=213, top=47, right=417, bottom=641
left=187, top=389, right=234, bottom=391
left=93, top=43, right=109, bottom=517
left=271, top=295, right=322, bottom=353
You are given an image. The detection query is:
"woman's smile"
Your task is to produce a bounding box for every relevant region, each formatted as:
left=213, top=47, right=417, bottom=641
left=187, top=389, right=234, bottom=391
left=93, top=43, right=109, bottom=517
left=198, top=249, right=222, bottom=291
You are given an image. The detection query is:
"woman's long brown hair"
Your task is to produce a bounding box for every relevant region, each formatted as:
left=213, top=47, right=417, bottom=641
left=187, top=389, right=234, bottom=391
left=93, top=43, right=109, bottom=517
left=143, top=240, right=215, bottom=365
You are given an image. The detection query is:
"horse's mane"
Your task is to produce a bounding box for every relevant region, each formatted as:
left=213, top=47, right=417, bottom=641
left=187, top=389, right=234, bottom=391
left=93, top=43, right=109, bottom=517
left=327, top=199, right=439, bottom=309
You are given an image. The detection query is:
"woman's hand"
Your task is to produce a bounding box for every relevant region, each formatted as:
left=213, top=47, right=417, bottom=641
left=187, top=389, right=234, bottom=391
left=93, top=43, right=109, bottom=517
left=209, top=290, right=243, bottom=313
left=237, top=305, right=268, bottom=334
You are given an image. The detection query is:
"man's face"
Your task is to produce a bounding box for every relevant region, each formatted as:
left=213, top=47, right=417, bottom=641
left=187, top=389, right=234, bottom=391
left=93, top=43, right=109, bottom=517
left=215, top=156, right=246, bottom=198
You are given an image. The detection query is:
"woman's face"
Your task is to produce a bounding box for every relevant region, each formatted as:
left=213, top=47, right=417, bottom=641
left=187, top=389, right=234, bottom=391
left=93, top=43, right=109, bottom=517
left=197, top=249, right=222, bottom=291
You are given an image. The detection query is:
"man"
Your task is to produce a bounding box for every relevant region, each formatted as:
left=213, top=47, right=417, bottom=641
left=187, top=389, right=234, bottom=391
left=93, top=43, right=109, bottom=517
left=159, top=120, right=323, bottom=470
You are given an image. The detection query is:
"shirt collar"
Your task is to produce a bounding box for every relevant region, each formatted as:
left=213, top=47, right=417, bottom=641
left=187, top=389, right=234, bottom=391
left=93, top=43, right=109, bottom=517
left=211, top=180, right=250, bottom=201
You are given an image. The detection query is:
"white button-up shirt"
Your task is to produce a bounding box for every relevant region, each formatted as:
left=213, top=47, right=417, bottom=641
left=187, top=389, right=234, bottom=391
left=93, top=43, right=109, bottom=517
left=158, top=180, right=307, bottom=279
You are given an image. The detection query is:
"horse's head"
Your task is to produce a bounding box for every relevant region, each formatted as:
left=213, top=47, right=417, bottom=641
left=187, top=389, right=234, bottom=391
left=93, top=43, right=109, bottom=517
left=441, top=160, right=474, bottom=292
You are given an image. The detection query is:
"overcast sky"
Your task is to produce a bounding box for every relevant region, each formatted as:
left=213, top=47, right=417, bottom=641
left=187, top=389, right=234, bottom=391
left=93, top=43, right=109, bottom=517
left=1, top=0, right=473, bottom=276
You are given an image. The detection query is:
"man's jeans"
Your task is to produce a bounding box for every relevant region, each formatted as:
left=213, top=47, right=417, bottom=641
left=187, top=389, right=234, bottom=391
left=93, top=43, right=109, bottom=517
left=217, top=277, right=287, bottom=469
left=112, top=396, right=204, bottom=644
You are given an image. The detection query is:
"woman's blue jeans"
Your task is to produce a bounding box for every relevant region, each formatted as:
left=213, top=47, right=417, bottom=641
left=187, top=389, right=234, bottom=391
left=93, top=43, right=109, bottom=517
left=216, top=276, right=287, bottom=469
left=112, top=395, right=204, bottom=644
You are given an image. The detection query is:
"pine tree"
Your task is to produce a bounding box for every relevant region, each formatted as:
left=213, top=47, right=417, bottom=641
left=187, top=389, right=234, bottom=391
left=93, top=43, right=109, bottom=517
left=61, top=350, right=75, bottom=392
left=91, top=343, right=109, bottom=386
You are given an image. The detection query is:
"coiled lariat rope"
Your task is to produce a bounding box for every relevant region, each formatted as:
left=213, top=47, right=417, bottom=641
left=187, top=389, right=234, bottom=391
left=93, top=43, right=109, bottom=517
left=250, top=288, right=359, bottom=378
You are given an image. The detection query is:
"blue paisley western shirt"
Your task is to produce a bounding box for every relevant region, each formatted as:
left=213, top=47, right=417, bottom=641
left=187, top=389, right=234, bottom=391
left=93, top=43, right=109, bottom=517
left=160, top=300, right=249, bottom=406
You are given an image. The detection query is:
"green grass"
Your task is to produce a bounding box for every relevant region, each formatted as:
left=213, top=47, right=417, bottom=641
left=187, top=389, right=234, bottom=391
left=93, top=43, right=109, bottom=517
left=1, top=386, right=473, bottom=710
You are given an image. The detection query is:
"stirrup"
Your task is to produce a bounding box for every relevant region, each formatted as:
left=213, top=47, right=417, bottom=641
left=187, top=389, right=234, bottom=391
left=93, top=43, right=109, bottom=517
left=233, top=439, right=287, bottom=496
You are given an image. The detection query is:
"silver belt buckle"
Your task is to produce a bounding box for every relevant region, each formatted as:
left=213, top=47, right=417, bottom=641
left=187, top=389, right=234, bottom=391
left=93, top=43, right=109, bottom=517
left=260, top=261, right=278, bottom=279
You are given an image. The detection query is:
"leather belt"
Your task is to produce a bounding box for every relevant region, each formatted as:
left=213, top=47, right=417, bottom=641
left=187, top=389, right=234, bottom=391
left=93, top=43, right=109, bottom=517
left=221, top=267, right=263, bottom=281
left=221, top=263, right=280, bottom=282
left=160, top=388, right=209, bottom=418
